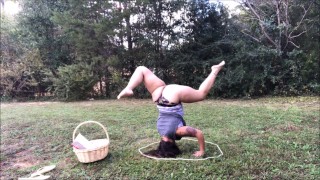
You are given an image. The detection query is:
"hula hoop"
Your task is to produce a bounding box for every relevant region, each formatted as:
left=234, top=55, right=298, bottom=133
left=138, top=138, right=223, bottom=161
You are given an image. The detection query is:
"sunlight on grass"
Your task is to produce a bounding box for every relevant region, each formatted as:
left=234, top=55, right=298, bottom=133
left=1, top=97, right=319, bottom=179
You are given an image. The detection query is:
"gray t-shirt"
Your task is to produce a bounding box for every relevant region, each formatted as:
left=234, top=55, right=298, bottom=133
left=157, top=104, right=186, bottom=140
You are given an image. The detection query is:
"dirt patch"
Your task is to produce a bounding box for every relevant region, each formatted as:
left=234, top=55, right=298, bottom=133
left=0, top=146, right=43, bottom=180
left=281, top=124, right=300, bottom=131
left=264, top=123, right=301, bottom=133
left=12, top=150, right=41, bottom=169
left=1, top=101, right=59, bottom=108
left=1, top=142, right=42, bottom=168
left=0, top=121, right=47, bottom=179
left=0, top=140, right=51, bottom=179
left=200, top=97, right=320, bottom=110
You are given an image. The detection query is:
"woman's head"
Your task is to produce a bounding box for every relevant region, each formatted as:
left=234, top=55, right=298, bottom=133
left=146, top=140, right=181, bottom=158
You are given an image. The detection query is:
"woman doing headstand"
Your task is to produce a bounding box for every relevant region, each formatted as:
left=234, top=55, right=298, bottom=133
left=117, top=61, right=225, bottom=157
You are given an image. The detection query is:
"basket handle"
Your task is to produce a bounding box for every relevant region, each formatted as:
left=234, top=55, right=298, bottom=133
left=72, top=121, right=109, bottom=142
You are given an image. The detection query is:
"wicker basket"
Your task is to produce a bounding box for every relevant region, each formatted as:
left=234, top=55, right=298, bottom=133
left=72, top=121, right=110, bottom=163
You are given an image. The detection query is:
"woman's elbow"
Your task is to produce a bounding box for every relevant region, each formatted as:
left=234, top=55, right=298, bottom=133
left=196, top=129, right=203, bottom=138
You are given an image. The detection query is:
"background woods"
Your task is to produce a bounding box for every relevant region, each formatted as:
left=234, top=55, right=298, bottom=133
left=1, top=0, right=319, bottom=101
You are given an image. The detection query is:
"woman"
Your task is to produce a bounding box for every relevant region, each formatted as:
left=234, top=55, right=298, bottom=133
left=117, top=61, right=225, bottom=157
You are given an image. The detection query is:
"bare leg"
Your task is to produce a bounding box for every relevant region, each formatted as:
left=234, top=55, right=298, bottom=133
left=198, top=60, right=225, bottom=96
left=162, top=61, right=225, bottom=103
left=117, top=66, right=166, bottom=101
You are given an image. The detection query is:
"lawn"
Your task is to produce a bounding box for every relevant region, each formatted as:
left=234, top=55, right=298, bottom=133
left=1, top=97, right=319, bottom=179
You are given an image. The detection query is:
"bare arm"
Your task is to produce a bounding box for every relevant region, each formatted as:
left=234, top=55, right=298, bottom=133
left=176, top=126, right=205, bottom=157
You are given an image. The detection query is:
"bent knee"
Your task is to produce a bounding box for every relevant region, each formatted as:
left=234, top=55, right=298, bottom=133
left=136, top=66, right=148, bottom=71
left=196, top=91, right=207, bottom=101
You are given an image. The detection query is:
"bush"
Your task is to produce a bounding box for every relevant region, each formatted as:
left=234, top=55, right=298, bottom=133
left=52, top=63, right=98, bottom=101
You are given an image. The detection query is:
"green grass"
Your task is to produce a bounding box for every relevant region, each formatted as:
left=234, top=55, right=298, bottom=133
left=1, top=97, right=319, bottom=179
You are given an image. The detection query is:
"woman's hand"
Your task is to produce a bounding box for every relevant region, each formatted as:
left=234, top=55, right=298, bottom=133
left=193, top=150, right=205, bottom=157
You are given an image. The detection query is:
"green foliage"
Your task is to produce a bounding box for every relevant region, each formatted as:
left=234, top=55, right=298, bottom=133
left=2, top=0, right=319, bottom=100
left=1, top=14, right=48, bottom=100
left=51, top=63, right=98, bottom=101
left=50, top=0, right=121, bottom=98
left=168, top=1, right=230, bottom=88
left=18, top=0, right=74, bottom=69
left=211, top=0, right=320, bottom=98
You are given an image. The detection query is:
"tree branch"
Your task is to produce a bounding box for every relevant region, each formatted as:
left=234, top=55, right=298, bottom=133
left=274, top=0, right=282, bottom=51
left=245, top=0, right=278, bottom=48
left=288, top=4, right=311, bottom=39
left=288, top=41, right=300, bottom=48
left=241, top=30, right=261, bottom=42
left=290, top=30, right=307, bottom=39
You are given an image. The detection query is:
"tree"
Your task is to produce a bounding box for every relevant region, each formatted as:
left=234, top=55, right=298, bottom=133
left=18, top=0, right=73, bottom=71
left=168, top=1, right=230, bottom=89
left=2, top=0, right=318, bottom=100
left=238, top=0, right=315, bottom=55
left=1, top=14, right=46, bottom=99
left=220, top=0, right=320, bottom=96
left=115, top=0, right=186, bottom=87
left=51, top=63, right=98, bottom=101
left=51, top=0, right=122, bottom=99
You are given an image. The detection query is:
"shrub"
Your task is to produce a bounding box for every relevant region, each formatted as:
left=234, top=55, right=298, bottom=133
left=52, top=63, right=98, bottom=101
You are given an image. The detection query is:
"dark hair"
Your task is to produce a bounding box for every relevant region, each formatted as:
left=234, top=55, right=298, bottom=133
left=146, top=140, right=181, bottom=158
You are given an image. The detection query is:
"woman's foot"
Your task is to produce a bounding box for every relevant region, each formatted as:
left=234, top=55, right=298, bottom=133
left=117, top=88, right=134, bottom=99
left=211, top=61, right=225, bottom=75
